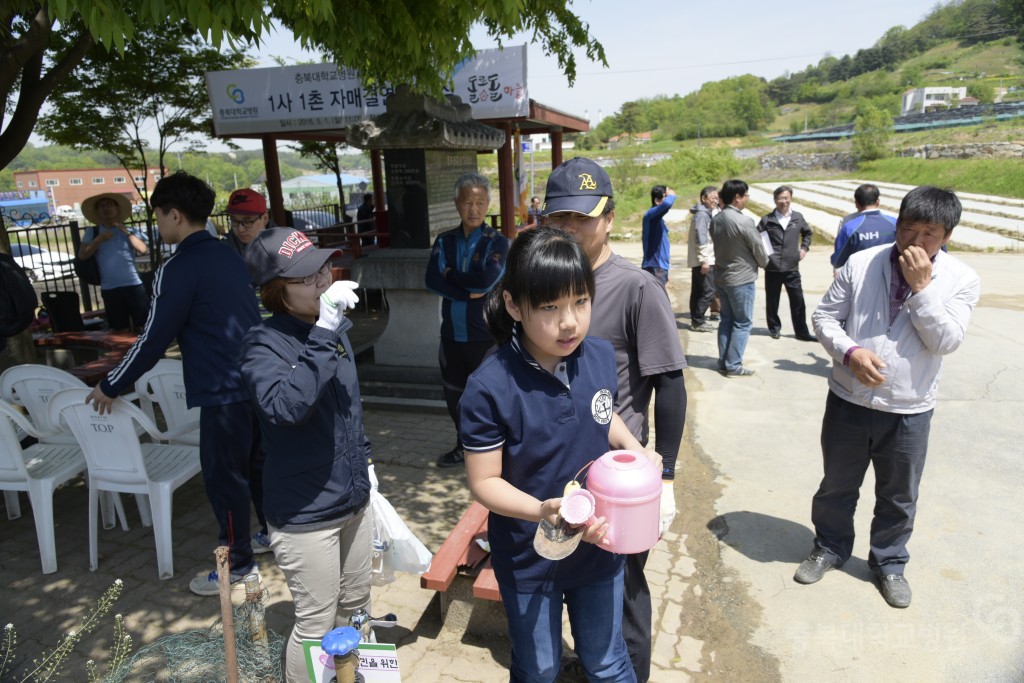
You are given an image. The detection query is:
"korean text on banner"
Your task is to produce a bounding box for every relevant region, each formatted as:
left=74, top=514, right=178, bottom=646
left=206, top=46, right=528, bottom=137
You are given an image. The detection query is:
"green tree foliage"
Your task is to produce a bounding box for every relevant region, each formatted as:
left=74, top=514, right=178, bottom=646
left=967, top=81, right=997, bottom=103
left=852, top=103, right=894, bottom=162
left=36, top=19, right=250, bottom=232
left=616, top=102, right=649, bottom=135
left=763, top=0, right=1021, bottom=109
left=596, top=75, right=774, bottom=143
left=1, top=0, right=605, bottom=178
left=659, top=148, right=747, bottom=186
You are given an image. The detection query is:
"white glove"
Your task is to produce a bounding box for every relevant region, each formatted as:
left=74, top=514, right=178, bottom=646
left=659, top=481, right=676, bottom=537
left=316, top=280, right=360, bottom=330
left=368, top=464, right=378, bottom=492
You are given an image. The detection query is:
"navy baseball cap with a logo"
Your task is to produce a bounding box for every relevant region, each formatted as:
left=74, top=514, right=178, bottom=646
left=244, top=228, right=340, bottom=286
left=542, top=157, right=614, bottom=217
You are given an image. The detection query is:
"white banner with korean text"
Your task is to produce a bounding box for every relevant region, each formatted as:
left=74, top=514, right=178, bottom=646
left=206, top=46, right=528, bottom=136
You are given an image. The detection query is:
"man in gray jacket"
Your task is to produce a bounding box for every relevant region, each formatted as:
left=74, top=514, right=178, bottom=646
left=687, top=186, right=718, bottom=332
left=795, top=186, right=980, bottom=609
left=709, top=179, right=768, bottom=377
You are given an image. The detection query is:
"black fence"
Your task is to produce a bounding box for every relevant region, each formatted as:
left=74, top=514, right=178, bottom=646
left=2, top=201, right=350, bottom=315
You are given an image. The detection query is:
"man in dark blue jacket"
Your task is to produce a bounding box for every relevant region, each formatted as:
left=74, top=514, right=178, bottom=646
left=757, top=186, right=816, bottom=341
left=832, top=183, right=897, bottom=270
left=86, top=171, right=268, bottom=596
left=425, top=173, right=509, bottom=468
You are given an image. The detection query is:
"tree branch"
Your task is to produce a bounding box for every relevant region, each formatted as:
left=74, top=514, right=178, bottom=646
left=0, top=19, right=94, bottom=170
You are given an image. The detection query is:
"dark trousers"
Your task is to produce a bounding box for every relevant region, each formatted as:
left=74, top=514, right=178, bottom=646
left=622, top=551, right=652, bottom=682
left=439, top=338, right=494, bottom=448
left=812, top=392, right=932, bottom=576
left=689, top=266, right=716, bottom=325
left=102, top=284, right=150, bottom=331
left=199, top=401, right=267, bottom=574
left=642, top=266, right=668, bottom=286
left=764, top=269, right=810, bottom=337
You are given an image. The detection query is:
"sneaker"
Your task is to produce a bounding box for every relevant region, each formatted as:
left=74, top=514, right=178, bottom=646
left=724, top=366, right=755, bottom=378
left=877, top=573, right=912, bottom=608
left=793, top=549, right=841, bottom=584
left=252, top=531, right=273, bottom=555
left=436, top=446, right=465, bottom=468
left=559, top=656, right=588, bottom=682
left=691, top=323, right=712, bottom=333
left=769, top=330, right=781, bottom=339
left=189, top=566, right=261, bottom=596
left=709, top=314, right=720, bottom=321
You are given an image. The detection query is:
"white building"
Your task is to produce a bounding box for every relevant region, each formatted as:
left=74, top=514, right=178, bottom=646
left=901, top=87, right=968, bottom=115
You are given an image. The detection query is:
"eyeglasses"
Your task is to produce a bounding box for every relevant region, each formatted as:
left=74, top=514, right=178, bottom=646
left=229, top=216, right=262, bottom=229
left=284, top=264, right=332, bottom=287
left=543, top=212, right=600, bottom=230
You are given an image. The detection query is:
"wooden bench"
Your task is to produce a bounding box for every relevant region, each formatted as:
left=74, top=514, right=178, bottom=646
left=313, top=223, right=391, bottom=259
left=420, top=500, right=501, bottom=604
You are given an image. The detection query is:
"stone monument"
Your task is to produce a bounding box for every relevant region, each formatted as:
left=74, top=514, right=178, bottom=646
left=347, top=86, right=505, bottom=367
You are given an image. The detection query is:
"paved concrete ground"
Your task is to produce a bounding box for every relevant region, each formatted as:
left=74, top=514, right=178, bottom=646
left=666, top=237, right=1024, bottom=682
left=1, top=235, right=1020, bottom=682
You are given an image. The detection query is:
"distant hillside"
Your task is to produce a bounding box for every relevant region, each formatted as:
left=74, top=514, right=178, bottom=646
left=586, top=0, right=1024, bottom=144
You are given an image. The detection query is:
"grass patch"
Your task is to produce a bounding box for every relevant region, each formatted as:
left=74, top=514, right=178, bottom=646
left=857, top=157, right=1024, bottom=199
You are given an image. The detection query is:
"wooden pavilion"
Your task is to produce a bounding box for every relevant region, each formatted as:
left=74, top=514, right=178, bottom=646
left=214, top=99, right=590, bottom=240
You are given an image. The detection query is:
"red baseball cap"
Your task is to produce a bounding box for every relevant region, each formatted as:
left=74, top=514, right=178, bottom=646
left=227, top=188, right=267, bottom=215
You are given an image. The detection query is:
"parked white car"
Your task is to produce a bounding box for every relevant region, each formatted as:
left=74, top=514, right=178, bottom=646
left=10, top=242, right=75, bottom=282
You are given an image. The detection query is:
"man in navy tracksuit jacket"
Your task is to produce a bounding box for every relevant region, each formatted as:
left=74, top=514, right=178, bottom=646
left=424, top=173, right=508, bottom=468
left=641, top=185, right=676, bottom=284
left=86, top=171, right=265, bottom=595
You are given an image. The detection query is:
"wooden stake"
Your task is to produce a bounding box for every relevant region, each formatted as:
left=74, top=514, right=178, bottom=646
left=216, top=546, right=239, bottom=683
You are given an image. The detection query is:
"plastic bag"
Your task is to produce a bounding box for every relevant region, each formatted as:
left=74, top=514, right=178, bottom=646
left=370, top=489, right=432, bottom=585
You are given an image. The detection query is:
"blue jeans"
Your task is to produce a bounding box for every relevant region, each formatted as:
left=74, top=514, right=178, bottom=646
left=499, top=570, right=636, bottom=683
left=715, top=281, right=755, bottom=372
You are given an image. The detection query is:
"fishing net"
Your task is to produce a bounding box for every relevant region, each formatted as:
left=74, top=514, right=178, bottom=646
left=105, top=586, right=284, bottom=683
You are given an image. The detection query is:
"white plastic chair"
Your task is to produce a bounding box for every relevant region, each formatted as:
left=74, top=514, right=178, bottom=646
left=0, top=401, right=87, bottom=574
left=1, top=365, right=131, bottom=529
left=135, top=359, right=199, bottom=446
left=48, top=388, right=201, bottom=579
left=1, top=365, right=88, bottom=445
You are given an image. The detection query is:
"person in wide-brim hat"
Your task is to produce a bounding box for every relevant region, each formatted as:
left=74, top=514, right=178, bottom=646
left=81, top=192, right=133, bottom=225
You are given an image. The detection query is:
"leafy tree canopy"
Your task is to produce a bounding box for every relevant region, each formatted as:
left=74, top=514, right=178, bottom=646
left=37, top=19, right=251, bottom=215
left=1, top=0, right=606, bottom=173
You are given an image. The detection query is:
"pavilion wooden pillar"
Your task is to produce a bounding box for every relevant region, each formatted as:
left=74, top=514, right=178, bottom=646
left=262, top=136, right=286, bottom=227
left=370, top=150, right=387, bottom=235
left=551, top=130, right=564, bottom=168
left=497, top=122, right=514, bottom=238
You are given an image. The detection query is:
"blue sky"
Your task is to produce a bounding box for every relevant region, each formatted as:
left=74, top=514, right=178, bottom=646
left=17, top=0, right=943, bottom=153
left=253, top=0, right=943, bottom=130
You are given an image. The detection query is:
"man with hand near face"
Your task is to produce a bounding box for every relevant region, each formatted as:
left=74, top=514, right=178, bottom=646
left=795, top=186, right=980, bottom=609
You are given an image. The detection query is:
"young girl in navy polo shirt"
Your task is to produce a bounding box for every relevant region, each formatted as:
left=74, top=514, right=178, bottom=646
left=460, top=227, right=656, bottom=682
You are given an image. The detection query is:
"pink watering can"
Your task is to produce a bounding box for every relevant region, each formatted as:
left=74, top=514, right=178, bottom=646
left=587, top=450, right=662, bottom=554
